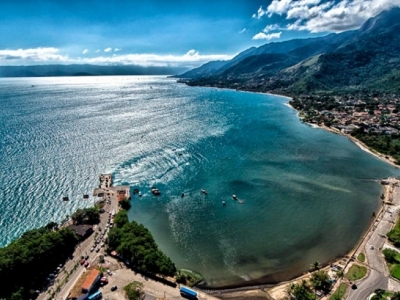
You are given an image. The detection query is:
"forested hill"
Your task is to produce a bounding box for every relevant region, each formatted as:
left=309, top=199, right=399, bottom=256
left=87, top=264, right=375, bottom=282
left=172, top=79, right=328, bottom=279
left=177, top=7, right=400, bottom=95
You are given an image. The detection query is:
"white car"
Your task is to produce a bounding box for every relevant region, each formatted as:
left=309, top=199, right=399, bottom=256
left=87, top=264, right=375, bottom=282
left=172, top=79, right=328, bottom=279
left=370, top=245, right=374, bottom=250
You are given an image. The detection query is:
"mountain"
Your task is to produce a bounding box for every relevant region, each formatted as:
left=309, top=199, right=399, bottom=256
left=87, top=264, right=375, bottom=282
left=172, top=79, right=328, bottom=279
left=0, top=64, right=189, bottom=77
left=179, top=7, right=400, bottom=94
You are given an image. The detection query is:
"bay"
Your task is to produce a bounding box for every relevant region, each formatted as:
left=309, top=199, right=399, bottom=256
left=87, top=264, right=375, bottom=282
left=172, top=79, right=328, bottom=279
left=0, top=76, right=398, bottom=287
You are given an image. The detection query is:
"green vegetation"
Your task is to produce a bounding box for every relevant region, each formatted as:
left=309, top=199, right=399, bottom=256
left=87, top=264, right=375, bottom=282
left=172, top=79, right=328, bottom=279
left=329, top=283, right=348, bottom=300
left=71, top=207, right=100, bottom=225
left=107, top=210, right=176, bottom=276
left=310, top=270, right=331, bottom=292
left=123, top=281, right=144, bottom=300
left=309, top=261, right=321, bottom=272
left=370, top=289, right=395, bottom=300
left=287, top=280, right=316, bottom=300
left=382, top=248, right=400, bottom=280
left=119, top=197, right=132, bottom=210
left=387, top=218, right=400, bottom=247
left=352, top=130, right=400, bottom=164
left=176, top=269, right=204, bottom=287
left=0, top=224, right=79, bottom=300
left=357, top=253, right=365, bottom=262
left=345, top=264, right=367, bottom=281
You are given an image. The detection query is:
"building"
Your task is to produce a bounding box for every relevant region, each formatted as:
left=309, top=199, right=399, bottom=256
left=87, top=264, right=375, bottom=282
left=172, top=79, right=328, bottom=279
left=82, top=269, right=101, bottom=294
left=68, top=224, right=93, bottom=240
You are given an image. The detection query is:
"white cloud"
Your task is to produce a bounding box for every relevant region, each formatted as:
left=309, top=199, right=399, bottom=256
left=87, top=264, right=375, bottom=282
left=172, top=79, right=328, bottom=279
left=114, top=48, right=121, bottom=52
left=262, top=24, right=283, bottom=33
left=185, top=49, right=199, bottom=57
left=96, top=49, right=101, bottom=53
left=239, top=28, right=247, bottom=33
left=0, top=47, right=68, bottom=62
left=252, top=6, right=267, bottom=19
left=82, top=49, right=89, bottom=54
left=266, top=0, right=294, bottom=16
left=104, top=47, right=112, bottom=53
left=253, top=0, right=400, bottom=33
left=252, top=32, right=282, bottom=40
left=0, top=47, right=233, bottom=68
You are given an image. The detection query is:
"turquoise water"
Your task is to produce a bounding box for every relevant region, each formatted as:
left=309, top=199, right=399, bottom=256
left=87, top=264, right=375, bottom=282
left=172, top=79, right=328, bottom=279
left=0, top=76, right=398, bottom=287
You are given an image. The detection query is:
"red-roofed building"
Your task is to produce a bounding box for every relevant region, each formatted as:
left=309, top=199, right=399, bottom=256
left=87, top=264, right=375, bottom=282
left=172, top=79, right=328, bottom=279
left=81, top=269, right=100, bottom=293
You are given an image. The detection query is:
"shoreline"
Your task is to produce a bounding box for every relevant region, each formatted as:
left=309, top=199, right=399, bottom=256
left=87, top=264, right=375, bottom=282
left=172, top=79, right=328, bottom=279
left=284, top=100, right=399, bottom=169
left=195, top=90, right=397, bottom=296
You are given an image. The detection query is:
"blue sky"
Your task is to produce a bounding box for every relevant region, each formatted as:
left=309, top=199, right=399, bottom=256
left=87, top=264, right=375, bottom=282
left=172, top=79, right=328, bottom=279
left=0, top=0, right=399, bottom=68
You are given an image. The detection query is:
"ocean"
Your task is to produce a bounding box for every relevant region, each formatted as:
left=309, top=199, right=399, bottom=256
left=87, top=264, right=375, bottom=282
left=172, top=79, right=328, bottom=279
left=0, top=76, right=398, bottom=287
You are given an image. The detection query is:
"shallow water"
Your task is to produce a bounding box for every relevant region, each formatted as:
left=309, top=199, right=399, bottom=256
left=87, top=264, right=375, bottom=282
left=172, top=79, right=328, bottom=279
left=0, top=76, right=398, bottom=287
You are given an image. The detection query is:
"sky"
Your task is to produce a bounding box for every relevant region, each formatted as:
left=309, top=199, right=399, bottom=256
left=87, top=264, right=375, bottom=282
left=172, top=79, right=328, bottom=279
left=0, top=0, right=399, bottom=69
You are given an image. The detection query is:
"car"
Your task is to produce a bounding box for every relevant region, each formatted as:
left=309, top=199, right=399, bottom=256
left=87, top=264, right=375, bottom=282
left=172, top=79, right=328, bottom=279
left=111, top=285, right=117, bottom=291
left=84, top=261, right=89, bottom=267
left=90, top=247, right=94, bottom=252
left=107, top=269, right=112, bottom=275
left=370, top=245, right=374, bottom=250
left=85, top=255, right=89, bottom=260
left=96, top=248, right=100, bottom=253
left=80, top=259, right=86, bottom=265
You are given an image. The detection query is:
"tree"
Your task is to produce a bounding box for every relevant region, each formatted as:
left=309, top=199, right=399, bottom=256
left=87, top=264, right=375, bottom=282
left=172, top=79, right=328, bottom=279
left=291, top=280, right=316, bottom=300
left=71, top=207, right=100, bottom=225
left=382, top=248, right=398, bottom=264
left=107, top=211, right=176, bottom=276
left=119, top=198, right=131, bottom=210
left=310, top=270, right=331, bottom=292
left=310, top=261, right=321, bottom=272
left=392, top=291, right=400, bottom=300
left=123, top=282, right=144, bottom=300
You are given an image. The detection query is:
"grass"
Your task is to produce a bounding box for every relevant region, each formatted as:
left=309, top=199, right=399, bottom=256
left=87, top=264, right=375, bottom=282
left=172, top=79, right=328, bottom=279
left=345, top=264, right=367, bottom=281
left=390, top=264, right=400, bottom=280
left=329, top=283, right=348, bottom=300
left=357, top=253, right=365, bottom=262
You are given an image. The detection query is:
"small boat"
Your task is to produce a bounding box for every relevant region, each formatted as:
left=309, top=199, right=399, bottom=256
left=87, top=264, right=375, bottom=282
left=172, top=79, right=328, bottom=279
left=232, top=195, right=238, bottom=200
left=83, top=194, right=89, bottom=199
left=138, top=191, right=142, bottom=197
left=151, top=187, right=161, bottom=196
left=201, top=189, right=208, bottom=195
left=62, top=196, right=69, bottom=201
left=222, top=201, right=226, bottom=206
left=181, top=193, right=185, bottom=197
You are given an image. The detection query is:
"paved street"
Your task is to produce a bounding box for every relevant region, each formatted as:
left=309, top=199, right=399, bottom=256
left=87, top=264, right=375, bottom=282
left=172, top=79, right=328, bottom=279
left=346, top=180, right=400, bottom=300
left=347, top=269, right=388, bottom=300
left=38, top=187, right=119, bottom=300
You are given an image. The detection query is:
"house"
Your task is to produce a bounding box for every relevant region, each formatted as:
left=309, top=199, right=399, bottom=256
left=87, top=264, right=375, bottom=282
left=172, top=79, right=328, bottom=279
left=82, top=269, right=101, bottom=294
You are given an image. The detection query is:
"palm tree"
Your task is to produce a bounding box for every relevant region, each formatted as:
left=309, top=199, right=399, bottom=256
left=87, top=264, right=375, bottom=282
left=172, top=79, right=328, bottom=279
left=310, top=261, right=321, bottom=272
left=286, top=283, right=295, bottom=297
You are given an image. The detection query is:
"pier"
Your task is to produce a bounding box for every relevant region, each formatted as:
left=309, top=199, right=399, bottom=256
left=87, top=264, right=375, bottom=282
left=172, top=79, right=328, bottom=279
left=93, top=173, right=130, bottom=203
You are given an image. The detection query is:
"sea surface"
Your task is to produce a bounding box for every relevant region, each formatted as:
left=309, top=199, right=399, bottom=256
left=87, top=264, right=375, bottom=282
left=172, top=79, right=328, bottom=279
left=0, top=76, right=399, bottom=287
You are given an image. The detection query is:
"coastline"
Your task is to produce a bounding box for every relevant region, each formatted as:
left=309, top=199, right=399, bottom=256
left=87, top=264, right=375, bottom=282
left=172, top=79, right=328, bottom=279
left=284, top=100, right=399, bottom=169
left=205, top=91, right=397, bottom=298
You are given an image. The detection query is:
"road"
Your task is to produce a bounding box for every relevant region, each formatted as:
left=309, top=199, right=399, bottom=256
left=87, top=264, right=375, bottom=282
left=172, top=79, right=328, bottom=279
left=347, top=269, right=388, bottom=300
left=346, top=182, right=400, bottom=300
left=38, top=189, right=119, bottom=300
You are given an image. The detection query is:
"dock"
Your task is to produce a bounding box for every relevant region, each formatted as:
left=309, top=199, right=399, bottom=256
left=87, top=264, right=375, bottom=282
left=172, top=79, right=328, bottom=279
left=93, top=174, right=130, bottom=203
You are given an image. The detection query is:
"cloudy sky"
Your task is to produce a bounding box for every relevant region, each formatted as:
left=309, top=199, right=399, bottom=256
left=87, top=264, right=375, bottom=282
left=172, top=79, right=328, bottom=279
left=1, top=0, right=399, bottom=68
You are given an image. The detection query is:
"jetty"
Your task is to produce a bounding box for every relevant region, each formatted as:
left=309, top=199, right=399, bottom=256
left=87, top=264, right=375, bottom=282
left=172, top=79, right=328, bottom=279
left=93, top=173, right=130, bottom=203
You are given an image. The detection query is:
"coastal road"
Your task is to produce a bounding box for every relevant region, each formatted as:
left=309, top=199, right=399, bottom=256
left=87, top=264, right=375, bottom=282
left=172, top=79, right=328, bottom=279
left=347, top=182, right=400, bottom=300
left=38, top=192, right=119, bottom=300
left=347, top=269, right=388, bottom=300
